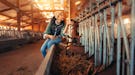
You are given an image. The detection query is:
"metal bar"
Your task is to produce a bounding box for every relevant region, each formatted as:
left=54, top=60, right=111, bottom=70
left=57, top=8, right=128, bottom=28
left=79, top=23, right=80, bottom=43
left=118, top=1, right=130, bottom=75
left=89, top=18, right=93, bottom=57
left=94, top=15, right=98, bottom=66
left=82, top=22, right=85, bottom=46
left=92, top=16, right=95, bottom=55
left=104, top=8, right=111, bottom=66
left=84, top=21, right=86, bottom=50
left=84, top=20, right=88, bottom=53
left=84, top=20, right=87, bottom=53
left=81, top=23, right=83, bottom=44
left=130, top=0, right=135, bottom=75
left=86, top=20, right=89, bottom=53
left=110, top=6, right=115, bottom=64
left=119, top=5, right=130, bottom=63
left=116, top=21, right=121, bottom=75
left=122, top=44, right=125, bottom=75
left=87, top=20, right=90, bottom=54
left=99, top=12, right=103, bottom=65
left=79, top=23, right=81, bottom=43
left=116, top=2, right=122, bottom=75
left=90, top=17, right=93, bottom=56
left=103, top=10, right=107, bottom=66
left=96, top=15, right=100, bottom=66
left=87, top=22, right=89, bottom=53
left=81, top=22, right=84, bottom=45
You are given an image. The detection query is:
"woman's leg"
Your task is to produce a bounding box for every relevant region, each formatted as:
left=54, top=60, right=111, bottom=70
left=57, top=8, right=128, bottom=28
left=40, top=39, right=50, bottom=57
left=47, top=37, right=62, bottom=49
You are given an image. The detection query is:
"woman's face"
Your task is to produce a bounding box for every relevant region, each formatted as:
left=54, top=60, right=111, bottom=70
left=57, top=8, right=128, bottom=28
left=57, top=13, right=64, bottom=21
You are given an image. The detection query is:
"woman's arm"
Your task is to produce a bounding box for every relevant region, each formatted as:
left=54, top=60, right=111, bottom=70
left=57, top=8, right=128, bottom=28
left=43, top=22, right=56, bottom=40
left=44, top=22, right=51, bottom=34
left=63, top=24, right=70, bottom=35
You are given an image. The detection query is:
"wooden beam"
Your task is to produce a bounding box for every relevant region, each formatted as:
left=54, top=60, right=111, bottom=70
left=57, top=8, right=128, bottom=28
left=0, top=22, right=17, bottom=27
left=31, top=4, right=34, bottom=30
left=79, top=0, right=118, bottom=22
left=24, top=9, right=64, bottom=12
left=0, top=8, right=11, bottom=12
left=0, top=0, right=48, bottom=28
left=33, top=2, right=61, bottom=4
left=0, top=1, right=31, bottom=12
left=0, top=12, right=15, bottom=19
left=0, top=0, right=31, bottom=18
left=17, top=0, right=21, bottom=31
left=35, top=44, right=55, bottom=75
left=38, top=24, right=40, bottom=32
left=0, top=12, right=31, bottom=25
left=0, top=18, right=11, bottom=22
left=0, top=0, right=19, bottom=11
left=0, top=22, right=25, bottom=28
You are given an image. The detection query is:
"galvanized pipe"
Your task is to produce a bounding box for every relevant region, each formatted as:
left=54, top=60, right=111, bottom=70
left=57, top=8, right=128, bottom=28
left=103, top=9, right=107, bottom=66
left=130, top=0, right=135, bottom=75
left=116, top=1, right=122, bottom=75
left=110, top=5, right=115, bottom=65
left=94, top=14, right=98, bottom=66
left=99, top=12, right=103, bottom=65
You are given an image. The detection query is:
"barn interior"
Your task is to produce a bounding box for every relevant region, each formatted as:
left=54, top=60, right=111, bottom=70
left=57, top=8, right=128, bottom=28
left=0, top=0, right=134, bottom=75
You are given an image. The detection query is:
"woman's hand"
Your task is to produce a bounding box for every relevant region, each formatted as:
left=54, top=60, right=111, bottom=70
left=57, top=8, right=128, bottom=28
left=49, top=35, right=56, bottom=40
left=43, top=34, right=47, bottom=39
left=44, top=34, right=56, bottom=40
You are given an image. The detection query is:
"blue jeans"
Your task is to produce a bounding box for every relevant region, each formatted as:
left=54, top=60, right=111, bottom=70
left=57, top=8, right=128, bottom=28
left=40, top=37, right=61, bottom=57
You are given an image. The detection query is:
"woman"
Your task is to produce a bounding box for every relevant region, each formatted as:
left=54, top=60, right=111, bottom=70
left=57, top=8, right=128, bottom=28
left=40, top=11, right=67, bottom=57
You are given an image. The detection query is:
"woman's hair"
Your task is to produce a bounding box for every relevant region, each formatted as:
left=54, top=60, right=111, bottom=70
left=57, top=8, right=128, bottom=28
left=50, top=16, right=56, bottom=24
left=50, top=16, right=65, bottom=25
left=54, top=11, right=63, bottom=19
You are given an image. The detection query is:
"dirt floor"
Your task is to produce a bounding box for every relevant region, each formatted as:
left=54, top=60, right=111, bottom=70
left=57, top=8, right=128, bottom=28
left=0, top=40, right=44, bottom=75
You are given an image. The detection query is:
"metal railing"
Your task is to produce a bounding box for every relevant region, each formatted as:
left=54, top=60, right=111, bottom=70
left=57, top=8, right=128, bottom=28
left=78, top=0, right=134, bottom=75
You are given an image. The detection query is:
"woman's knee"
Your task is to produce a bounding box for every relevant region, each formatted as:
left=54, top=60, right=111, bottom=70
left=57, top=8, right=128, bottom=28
left=47, top=40, right=55, bottom=48
left=40, top=39, right=50, bottom=51
left=40, top=47, right=44, bottom=52
left=46, top=38, right=62, bottom=48
left=54, top=37, right=62, bottom=43
left=40, top=44, right=46, bottom=51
